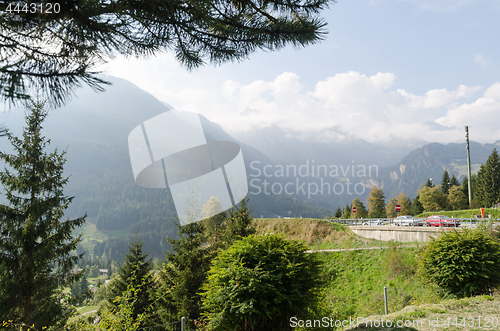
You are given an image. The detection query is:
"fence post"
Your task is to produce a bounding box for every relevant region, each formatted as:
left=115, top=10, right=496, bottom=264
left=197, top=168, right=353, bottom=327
left=181, top=317, right=186, bottom=331
left=384, top=287, right=388, bottom=315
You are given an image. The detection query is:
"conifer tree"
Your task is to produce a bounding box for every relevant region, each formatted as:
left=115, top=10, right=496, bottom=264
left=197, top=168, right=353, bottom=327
left=441, top=170, right=451, bottom=194
left=335, top=206, right=342, bottom=218
left=367, top=186, right=386, bottom=218
left=411, top=195, right=424, bottom=216
left=476, top=149, right=500, bottom=207
left=341, top=204, right=351, bottom=219
left=425, top=178, right=434, bottom=188
left=450, top=174, right=460, bottom=187
left=224, top=198, right=255, bottom=243
left=106, top=235, right=156, bottom=325
left=0, top=98, right=85, bottom=329
left=158, top=221, right=211, bottom=322
left=1, top=0, right=331, bottom=106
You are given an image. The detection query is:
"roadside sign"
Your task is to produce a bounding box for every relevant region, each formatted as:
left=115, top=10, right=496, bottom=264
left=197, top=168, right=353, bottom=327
left=395, top=204, right=401, bottom=212
left=352, top=206, right=357, bottom=213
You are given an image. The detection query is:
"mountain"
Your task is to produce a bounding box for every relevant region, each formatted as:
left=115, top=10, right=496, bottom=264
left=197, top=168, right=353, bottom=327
left=233, top=126, right=425, bottom=168
left=2, top=76, right=497, bottom=261
left=375, top=141, right=500, bottom=199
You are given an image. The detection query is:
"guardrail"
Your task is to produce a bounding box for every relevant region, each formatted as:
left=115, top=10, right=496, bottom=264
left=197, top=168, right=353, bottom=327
left=325, top=218, right=499, bottom=227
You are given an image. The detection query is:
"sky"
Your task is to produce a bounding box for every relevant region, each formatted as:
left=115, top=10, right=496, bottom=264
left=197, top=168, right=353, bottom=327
left=97, top=0, right=500, bottom=146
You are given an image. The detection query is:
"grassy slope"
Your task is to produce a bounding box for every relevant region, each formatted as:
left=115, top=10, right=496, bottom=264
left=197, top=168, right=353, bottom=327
left=254, top=218, right=500, bottom=331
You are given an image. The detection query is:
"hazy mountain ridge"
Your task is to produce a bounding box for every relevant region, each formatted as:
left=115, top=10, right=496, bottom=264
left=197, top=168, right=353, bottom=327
left=375, top=141, right=500, bottom=200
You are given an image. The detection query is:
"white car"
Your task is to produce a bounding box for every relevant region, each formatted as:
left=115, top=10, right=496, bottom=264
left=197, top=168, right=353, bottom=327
left=394, top=216, right=422, bottom=226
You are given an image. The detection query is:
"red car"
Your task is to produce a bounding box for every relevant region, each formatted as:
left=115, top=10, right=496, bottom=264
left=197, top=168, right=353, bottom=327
left=424, top=215, right=460, bottom=227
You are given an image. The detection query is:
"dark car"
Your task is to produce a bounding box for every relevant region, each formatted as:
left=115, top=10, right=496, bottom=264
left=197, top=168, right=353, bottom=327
left=424, top=215, right=460, bottom=227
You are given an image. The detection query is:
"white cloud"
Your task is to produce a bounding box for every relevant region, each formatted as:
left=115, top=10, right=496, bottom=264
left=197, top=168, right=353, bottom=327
left=188, top=71, right=486, bottom=145
left=100, top=55, right=493, bottom=144
left=474, top=53, right=492, bottom=68
left=435, top=83, right=500, bottom=142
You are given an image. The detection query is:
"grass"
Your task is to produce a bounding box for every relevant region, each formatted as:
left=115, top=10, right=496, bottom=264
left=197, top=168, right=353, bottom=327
left=318, top=246, right=443, bottom=321
left=252, top=218, right=422, bottom=251
left=345, top=294, right=500, bottom=331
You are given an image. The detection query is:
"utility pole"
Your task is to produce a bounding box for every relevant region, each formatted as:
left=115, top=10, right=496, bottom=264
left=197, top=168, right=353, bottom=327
left=465, top=126, right=472, bottom=207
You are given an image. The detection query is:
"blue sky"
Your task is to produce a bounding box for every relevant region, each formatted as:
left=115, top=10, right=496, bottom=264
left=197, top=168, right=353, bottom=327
left=98, top=0, right=500, bottom=145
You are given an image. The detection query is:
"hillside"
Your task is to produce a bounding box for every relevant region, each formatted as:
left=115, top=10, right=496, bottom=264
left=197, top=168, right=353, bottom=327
left=376, top=141, right=500, bottom=199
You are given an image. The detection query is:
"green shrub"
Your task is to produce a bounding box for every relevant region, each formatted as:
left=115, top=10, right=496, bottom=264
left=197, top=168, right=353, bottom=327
left=201, top=234, right=328, bottom=331
left=420, top=228, right=500, bottom=297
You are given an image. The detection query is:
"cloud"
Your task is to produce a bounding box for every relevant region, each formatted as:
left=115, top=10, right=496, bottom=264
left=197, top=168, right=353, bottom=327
left=197, top=71, right=485, bottom=145
left=474, top=54, right=492, bottom=68
left=99, top=54, right=494, bottom=145
left=435, top=83, right=500, bottom=142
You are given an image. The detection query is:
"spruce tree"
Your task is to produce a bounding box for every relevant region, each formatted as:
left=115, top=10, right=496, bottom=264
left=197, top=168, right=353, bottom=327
left=0, top=99, right=85, bottom=329
left=224, top=198, right=255, bottom=244
left=441, top=170, right=451, bottom=194
left=425, top=178, right=434, bottom=188
left=474, top=164, right=487, bottom=207
left=341, top=204, right=351, bottom=219
left=411, top=195, right=424, bottom=216
left=158, top=221, right=212, bottom=322
left=1, top=0, right=330, bottom=106
left=482, top=149, right=500, bottom=207
left=335, top=206, right=342, bottom=218
left=450, top=174, right=460, bottom=187
left=106, top=235, right=156, bottom=325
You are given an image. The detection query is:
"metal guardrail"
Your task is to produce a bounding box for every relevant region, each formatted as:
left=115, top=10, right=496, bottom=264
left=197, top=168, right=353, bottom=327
left=325, top=217, right=499, bottom=227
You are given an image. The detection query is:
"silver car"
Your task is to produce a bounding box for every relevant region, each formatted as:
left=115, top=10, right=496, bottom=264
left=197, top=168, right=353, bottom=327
left=394, top=215, right=423, bottom=226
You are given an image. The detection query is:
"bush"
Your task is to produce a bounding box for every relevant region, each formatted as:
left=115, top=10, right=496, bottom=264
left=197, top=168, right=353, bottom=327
left=201, top=234, right=328, bottom=331
left=420, top=228, right=500, bottom=297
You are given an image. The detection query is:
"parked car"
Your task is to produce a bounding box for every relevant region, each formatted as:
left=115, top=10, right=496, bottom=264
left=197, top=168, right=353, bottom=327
left=424, top=215, right=460, bottom=227
left=394, top=215, right=422, bottom=226
left=362, top=219, right=385, bottom=226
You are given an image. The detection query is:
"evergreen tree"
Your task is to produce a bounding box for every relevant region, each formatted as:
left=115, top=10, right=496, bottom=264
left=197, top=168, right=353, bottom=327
left=1, top=0, right=330, bottom=106
left=474, top=149, right=500, bottom=207
left=367, top=186, right=386, bottom=218
left=450, top=174, right=460, bottom=187
left=425, top=178, right=434, bottom=188
left=441, top=170, right=451, bottom=194
left=335, top=206, right=342, bottom=218
left=71, top=273, right=90, bottom=305
left=106, top=235, right=157, bottom=326
left=224, top=198, right=256, bottom=244
left=474, top=164, right=487, bottom=207
left=411, top=195, right=424, bottom=216
left=0, top=99, right=85, bottom=329
left=158, top=221, right=211, bottom=322
left=350, top=198, right=368, bottom=219
left=341, top=204, right=351, bottom=219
